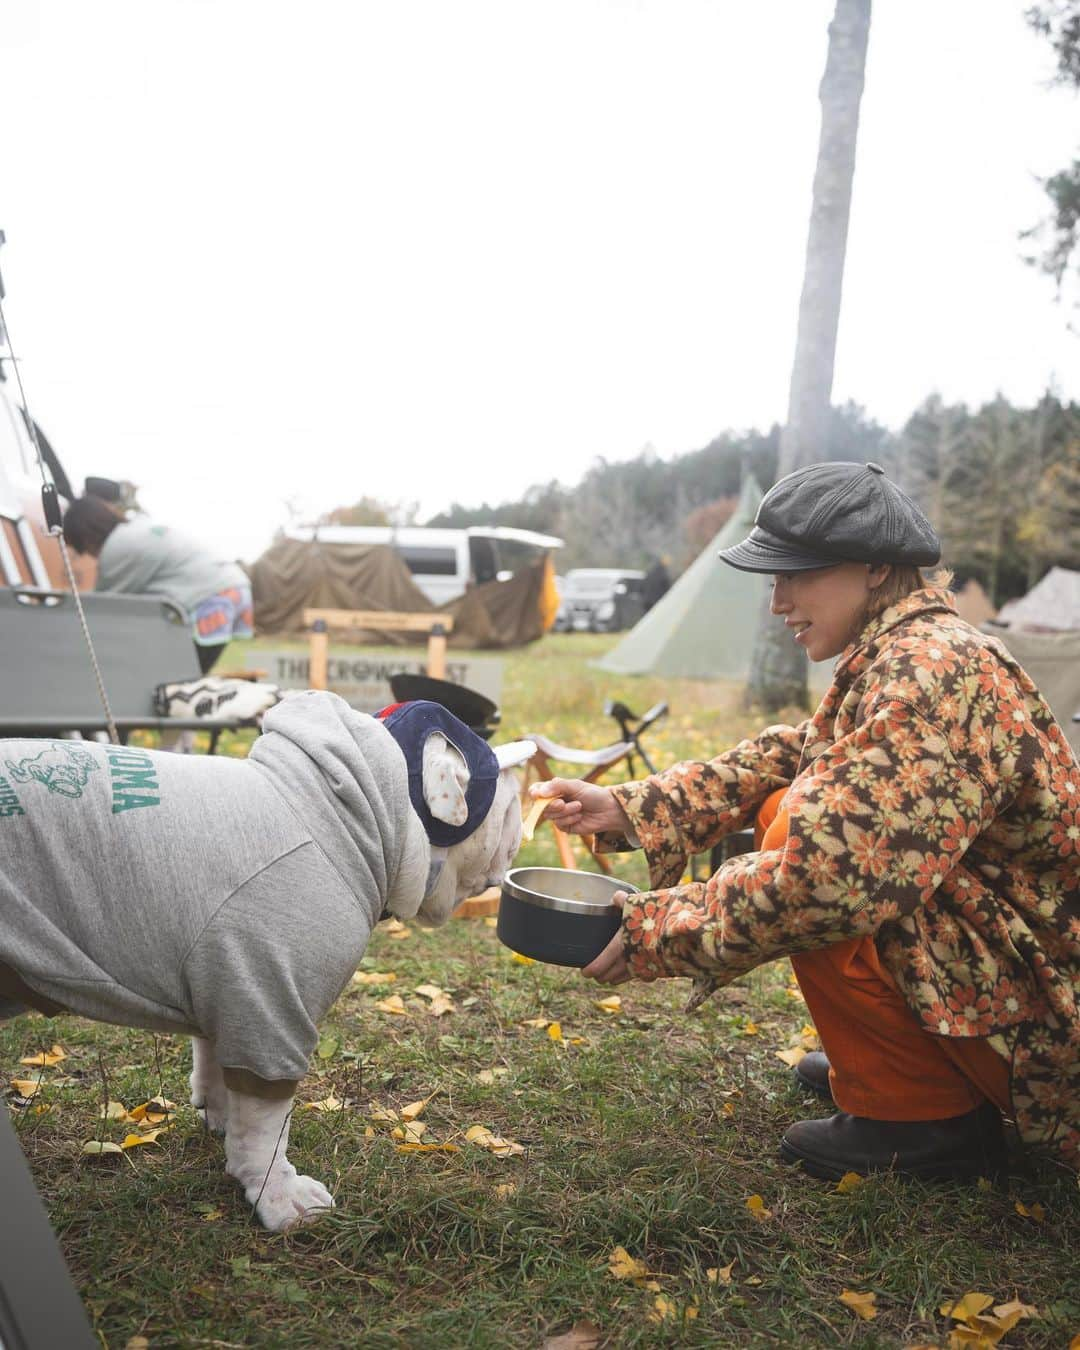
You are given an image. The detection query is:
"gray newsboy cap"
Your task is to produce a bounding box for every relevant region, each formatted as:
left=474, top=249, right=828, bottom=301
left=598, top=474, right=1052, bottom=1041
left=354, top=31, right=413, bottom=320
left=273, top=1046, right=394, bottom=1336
left=719, top=461, right=941, bottom=573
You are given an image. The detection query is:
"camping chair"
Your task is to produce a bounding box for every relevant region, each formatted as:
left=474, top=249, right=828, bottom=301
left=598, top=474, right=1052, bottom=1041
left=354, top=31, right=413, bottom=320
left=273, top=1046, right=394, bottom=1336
left=520, top=700, right=668, bottom=871
left=521, top=698, right=755, bottom=877
left=0, top=587, right=257, bottom=749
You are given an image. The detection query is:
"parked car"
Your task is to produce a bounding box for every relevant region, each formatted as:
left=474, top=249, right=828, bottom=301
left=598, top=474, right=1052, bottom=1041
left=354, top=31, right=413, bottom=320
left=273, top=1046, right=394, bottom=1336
left=555, top=568, right=646, bottom=633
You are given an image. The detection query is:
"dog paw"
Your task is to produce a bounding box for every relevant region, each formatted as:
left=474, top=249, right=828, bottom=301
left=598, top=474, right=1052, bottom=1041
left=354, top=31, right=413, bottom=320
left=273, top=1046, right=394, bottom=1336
left=194, top=1100, right=228, bottom=1134
left=190, top=1080, right=228, bottom=1134
left=254, top=1173, right=335, bottom=1232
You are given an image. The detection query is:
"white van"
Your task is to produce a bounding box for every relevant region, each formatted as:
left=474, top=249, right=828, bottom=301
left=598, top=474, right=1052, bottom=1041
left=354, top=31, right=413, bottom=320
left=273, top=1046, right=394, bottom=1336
left=284, top=524, right=564, bottom=606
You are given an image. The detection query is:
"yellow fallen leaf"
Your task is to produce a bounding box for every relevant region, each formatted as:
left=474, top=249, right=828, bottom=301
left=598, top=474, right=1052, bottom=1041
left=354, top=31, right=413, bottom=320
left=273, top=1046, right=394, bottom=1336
left=353, top=970, right=396, bottom=985
left=741, top=1021, right=759, bottom=1036
left=484, top=916, right=498, bottom=928
left=401, top=1092, right=437, bottom=1121
left=368, top=1104, right=399, bottom=1122
left=647, top=1295, right=698, bottom=1324
left=775, top=1047, right=805, bottom=1068
left=992, top=1300, right=1037, bottom=1323
left=745, top=1194, right=772, bottom=1219
left=374, top=994, right=408, bottom=1015
left=942, top=1293, right=995, bottom=1321
left=511, top=953, right=537, bottom=966
left=388, top=928, right=412, bottom=941
left=522, top=1017, right=550, bottom=1028
left=593, top=995, right=622, bottom=1013
left=521, top=795, right=550, bottom=841
left=607, top=1246, right=649, bottom=1281
left=838, top=1290, right=877, bottom=1321
left=382, top=918, right=408, bottom=934
left=19, top=1044, right=66, bottom=1067
left=414, top=983, right=446, bottom=1000
left=547, top=1022, right=564, bottom=1042
left=964, top=1305, right=1033, bottom=1339
left=126, top=1336, right=151, bottom=1349
left=1067, top=1334, right=1080, bottom=1350
left=127, top=1098, right=175, bottom=1123
left=476, top=1068, right=509, bottom=1085
left=199, top=1208, right=224, bottom=1222
left=721, top=1101, right=736, bottom=1118
left=648, top=1295, right=677, bottom=1323
left=495, top=1182, right=517, bottom=1199
left=81, top=1139, right=123, bottom=1156
left=541, top=1320, right=601, bottom=1350
left=465, top=1124, right=524, bottom=1157
left=706, top=1260, right=735, bottom=1285
left=949, top=1329, right=995, bottom=1347
left=1014, top=1200, right=1046, bottom=1222
left=302, top=1095, right=345, bottom=1112
left=800, top=1023, right=819, bottom=1042
left=395, top=1142, right=460, bottom=1153
left=427, top=994, right=456, bottom=1017
left=745, top=1276, right=763, bottom=1286
left=836, top=1171, right=864, bottom=1193
left=364, top=1125, right=376, bottom=1137
left=121, top=1127, right=169, bottom=1148
left=9, top=1079, right=42, bottom=1098
left=99, top=1100, right=130, bottom=1121
left=392, top=1120, right=428, bottom=1143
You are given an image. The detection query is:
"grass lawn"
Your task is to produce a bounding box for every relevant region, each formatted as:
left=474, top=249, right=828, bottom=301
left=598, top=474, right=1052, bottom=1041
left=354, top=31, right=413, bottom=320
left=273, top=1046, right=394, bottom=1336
left=5, top=633, right=1079, bottom=1348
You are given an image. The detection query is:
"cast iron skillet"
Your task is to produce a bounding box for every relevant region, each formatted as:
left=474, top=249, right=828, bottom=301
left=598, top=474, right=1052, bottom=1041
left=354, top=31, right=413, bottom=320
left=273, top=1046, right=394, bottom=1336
left=497, top=866, right=638, bottom=968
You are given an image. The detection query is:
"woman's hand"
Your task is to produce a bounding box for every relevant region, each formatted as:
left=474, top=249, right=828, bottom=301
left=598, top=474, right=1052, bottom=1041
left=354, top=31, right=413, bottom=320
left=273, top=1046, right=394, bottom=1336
left=528, top=778, right=633, bottom=838
left=581, top=891, right=631, bottom=984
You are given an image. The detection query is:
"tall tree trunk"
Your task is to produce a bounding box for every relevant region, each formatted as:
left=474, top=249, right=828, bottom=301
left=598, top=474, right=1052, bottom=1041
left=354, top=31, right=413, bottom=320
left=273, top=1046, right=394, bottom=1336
left=744, top=0, right=872, bottom=712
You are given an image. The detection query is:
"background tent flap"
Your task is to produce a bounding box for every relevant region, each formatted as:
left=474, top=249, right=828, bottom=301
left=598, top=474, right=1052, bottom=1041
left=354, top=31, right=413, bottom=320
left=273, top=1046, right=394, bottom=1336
left=593, top=475, right=767, bottom=680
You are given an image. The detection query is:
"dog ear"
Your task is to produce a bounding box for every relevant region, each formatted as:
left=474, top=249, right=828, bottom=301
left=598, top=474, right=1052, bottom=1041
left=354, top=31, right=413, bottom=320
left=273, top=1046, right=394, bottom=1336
left=421, top=731, right=470, bottom=826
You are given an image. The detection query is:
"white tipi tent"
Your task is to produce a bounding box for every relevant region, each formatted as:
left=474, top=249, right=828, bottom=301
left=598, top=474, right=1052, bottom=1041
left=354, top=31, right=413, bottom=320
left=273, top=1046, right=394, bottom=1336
left=594, top=475, right=767, bottom=679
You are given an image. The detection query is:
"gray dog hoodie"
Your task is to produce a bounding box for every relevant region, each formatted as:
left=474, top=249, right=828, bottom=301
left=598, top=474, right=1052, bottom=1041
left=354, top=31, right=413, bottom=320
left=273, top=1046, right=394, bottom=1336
left=0, top=691, right=429, bottom=1082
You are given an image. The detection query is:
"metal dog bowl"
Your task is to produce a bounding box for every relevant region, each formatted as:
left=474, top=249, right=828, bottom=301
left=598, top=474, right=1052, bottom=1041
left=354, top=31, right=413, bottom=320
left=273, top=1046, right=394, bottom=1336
left=497, top=867, right=638, bottom=968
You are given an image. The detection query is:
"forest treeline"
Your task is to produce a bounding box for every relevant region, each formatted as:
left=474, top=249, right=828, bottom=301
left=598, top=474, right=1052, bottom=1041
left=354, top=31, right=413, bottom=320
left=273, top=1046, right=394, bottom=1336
left=423, top=394, right=1080, bottom=605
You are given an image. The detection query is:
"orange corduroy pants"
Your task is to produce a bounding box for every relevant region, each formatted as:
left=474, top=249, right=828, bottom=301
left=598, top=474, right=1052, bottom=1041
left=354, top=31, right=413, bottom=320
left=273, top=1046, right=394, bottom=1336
left=755, top=788, right=1010, bottom=1121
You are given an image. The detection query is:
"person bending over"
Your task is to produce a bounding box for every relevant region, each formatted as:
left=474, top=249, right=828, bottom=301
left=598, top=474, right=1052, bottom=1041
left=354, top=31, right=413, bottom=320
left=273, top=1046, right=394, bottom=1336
left=531, top=461, right=1080, bottom=1181
left=62, top=495, right=253, bottom=674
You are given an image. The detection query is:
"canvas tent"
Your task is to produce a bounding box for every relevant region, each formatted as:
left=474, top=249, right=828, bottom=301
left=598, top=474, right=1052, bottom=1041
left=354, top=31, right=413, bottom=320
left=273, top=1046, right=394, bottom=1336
left=594, top=476, right=767, bottom=680
left=249, top=539, right=556, bottom=648
left=994, top=566, right=1080, bottom=632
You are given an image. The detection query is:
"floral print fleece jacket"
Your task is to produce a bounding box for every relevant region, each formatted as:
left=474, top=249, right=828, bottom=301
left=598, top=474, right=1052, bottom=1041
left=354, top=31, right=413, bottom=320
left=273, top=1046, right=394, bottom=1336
left=601, top=588, right=1080, bottom=1168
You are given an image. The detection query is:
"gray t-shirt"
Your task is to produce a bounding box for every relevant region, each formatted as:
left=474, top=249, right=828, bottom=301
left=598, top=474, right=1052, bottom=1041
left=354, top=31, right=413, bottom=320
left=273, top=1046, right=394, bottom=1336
left=0, top=692, right=429, bottom=1081
left=96, top=516, right=249, bottom=620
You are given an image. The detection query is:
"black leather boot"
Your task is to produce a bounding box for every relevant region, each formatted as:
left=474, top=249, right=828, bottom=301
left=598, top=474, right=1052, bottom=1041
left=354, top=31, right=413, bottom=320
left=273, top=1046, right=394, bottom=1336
left=794, top=1051, right=833, bottom=1101
left=780, top=1101, right=1007, bottom=1181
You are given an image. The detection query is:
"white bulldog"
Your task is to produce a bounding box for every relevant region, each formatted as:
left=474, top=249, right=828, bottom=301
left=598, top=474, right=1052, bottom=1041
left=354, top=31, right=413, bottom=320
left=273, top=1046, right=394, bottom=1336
left=0, top=692, right=532, bottom=1231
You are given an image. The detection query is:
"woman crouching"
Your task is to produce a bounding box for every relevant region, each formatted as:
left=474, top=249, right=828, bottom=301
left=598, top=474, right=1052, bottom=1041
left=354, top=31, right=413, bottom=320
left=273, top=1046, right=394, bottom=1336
left=532, top=461, right=1080, bottom=1180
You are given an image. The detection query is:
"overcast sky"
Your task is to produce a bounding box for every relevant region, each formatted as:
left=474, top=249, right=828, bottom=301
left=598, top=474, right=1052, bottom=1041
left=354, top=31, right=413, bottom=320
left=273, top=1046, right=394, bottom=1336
left=1, top=0, right=1077, bottom=563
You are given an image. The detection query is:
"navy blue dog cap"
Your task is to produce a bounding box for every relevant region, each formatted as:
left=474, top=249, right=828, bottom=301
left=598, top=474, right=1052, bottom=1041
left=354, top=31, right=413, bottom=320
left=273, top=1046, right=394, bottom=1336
left=377, top=700, right=499, bottom=846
